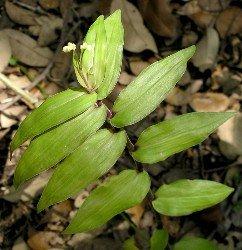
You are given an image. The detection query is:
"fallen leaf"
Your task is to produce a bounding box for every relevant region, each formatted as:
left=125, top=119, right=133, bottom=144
left=189, top=92, right=230, bottom=112
left=3, top=170, right=52, bottom=202
left=5, top=0, right=38, bottom=25
left=165, top=87, right=190, bottom=106
left=8, top=74, right=32, bottom=89
left=0, top=128, right=10, bottom=141
left=0, top=32, right=11, bottom=73
left=0, top=106, right=26, bottom=128
left=33, top=15, right=63, bottom=46
left=111, top=0, right=158, bottom=53
left=198, top=0, right=231, bottom=12
left=192, top=27, right=220, bottom=71
left=138, top=0, right=178, bottom=38
left=129, top=60, right=150, bottom=76
left=12, top=238, right=29, bottom=250
left=27, top=231, right=64, bottom=250
left=78, top=0, right=99, bottom=18
left=182, top=31, right=198, bottom=47
left=39, top=0, right=60, bottom=10
left=50, top=51, right=71, bottom=80
left=3, top=29, right=53, bottom=67
left=139, top=211, right=154, bottom=228
left=161, top=215, right=180, bottom=237
left=190, top=11, right=216, bottom=28
left=217, top=113, right=242, bottom=158
left=118, top=71, right=135, bottom=85
left=178, top=1, right=215, bottom=28
left=126, top=204, right=145, bottom=225
left=215, top=7, right=242, bottom=38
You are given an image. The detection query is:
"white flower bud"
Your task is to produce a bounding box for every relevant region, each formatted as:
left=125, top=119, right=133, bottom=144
left=62, top=42, right=76, bottom=53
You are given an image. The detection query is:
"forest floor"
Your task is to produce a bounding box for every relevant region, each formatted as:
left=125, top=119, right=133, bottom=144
left=0, top=0, right=241, bottom=249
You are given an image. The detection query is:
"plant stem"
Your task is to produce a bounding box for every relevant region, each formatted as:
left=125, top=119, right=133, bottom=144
left=0, top=73, right=38, bottom=109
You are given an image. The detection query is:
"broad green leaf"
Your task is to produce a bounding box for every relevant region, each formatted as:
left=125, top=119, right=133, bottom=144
left=14, top=105, right=107, bottom=188
left=150, top=229, right=168, bottom=250
left=64, top=170, right=150, bottom=234
left=37, top=129, right=127, bottom=211
left=132, top=112, right=235, bottom=164
left=11, top=89, right=97, bottom=152
left=173, top=237, right=218, bottom=250
left=152, top=179, right=234, bottom=216
left=111, top=46, right=196, bottom=127
left=123, top=237, right=138, bottom=250
left=97, top=10, right=124, bottom=100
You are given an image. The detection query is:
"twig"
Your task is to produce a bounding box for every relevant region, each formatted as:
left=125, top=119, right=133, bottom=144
left=0, top=62, right=53, bottom=111
left=0, top=4, right=74, bottom=111
left=12, top=0, right=48, bottom=15
left=0, top=73, right=38, bottom=109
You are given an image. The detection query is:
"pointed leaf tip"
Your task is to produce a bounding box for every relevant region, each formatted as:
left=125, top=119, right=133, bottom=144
left=64, top=170, right=150, bottom=234
left=110, top=46, right=197, bottom=127
left=132, top=111, right=236, bottom=164
left=13, top=105, right=107, bottom=189
left=37, top=129, right=127, bottom=212
left=153, top=179, right=234, bottom=216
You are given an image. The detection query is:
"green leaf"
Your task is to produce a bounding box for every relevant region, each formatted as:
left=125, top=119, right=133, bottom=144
left=74, top=16, right=106, bottom=91
left=173, top=237, right=218, bottom=250
left=132, top=112, right=235, bottom=164
left=111, top=46, right=196, bottom=127
left=37, top=129, right=127, bottom=211
left=97, top=10, right=124, bottom=100
left=14, top=105, right=107, bottom=188
left=152, top=179, right=234, bottom=216
left=150, top=229, right=169, bottom=250
left=10, top=89, right=97, bottom=152
left=64, top=170, right=150, bottom=234
left=123, top=237, right=138, bottom=250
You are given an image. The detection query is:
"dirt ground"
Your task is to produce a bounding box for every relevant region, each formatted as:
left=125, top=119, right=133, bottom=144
left=0, top=0, right=242, bottom=249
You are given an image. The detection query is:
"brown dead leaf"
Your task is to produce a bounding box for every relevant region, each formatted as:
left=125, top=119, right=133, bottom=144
left=129, top=60, right=150, bottom=76
left=126, top=204, right=145, bottom=226
left=166, top=87, right=190, bottom=106
left=8, top=74, right=32, bottom=89
left=198, top=0, right=231, bottom=12
left=39, top=0, right=60, bottom=10
left=111, top=0, right=158, bottom=53
left=138, top=0, right=178, bottom=38
left=5, top=1, right=38, bottom=25
left=12, top=237, right=29, bottom=250
left=190, top=11, right=216, bottom=28
left=215, top=7, right=242, bottom=38
left=190, top=92, right=230, bottom=112
left=139, top=211, right=154, bottom=228
left=182, top=31, right=198, bottom=47
left=118, top=71, right=135, bottom=85
left=161, top=215, right=180, bottom=237
left=178, top=1, right=216, bottom=28
left=32, top=15, right=63, bottom=46
left=218, top=113, right=242, bottom=158
left=3, top=29, right=53, bottom=67
left=0, top=32, right=11, bottom=73
left=28, top=230, right=64, bottom=250
left=192, top=27, right=220, bottom=72
left=51, top=51, right=70, bottom=80
left=0, top=106, right=26, bottom=128
left=3, top=170, right=52, bottom=202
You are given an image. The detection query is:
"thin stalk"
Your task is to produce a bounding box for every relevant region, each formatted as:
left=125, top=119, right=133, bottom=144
left=0, top=73, right=38, bottom=109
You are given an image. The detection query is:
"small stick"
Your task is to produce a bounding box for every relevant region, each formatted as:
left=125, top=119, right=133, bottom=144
left=0, top=72, right=37, bottom=109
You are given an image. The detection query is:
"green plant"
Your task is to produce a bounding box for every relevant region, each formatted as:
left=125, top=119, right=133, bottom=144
left=11, top=10, right=235, bottom=235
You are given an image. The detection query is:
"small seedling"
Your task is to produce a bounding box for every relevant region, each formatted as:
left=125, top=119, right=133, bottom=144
left=11, top=10, right=235, bottom=234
